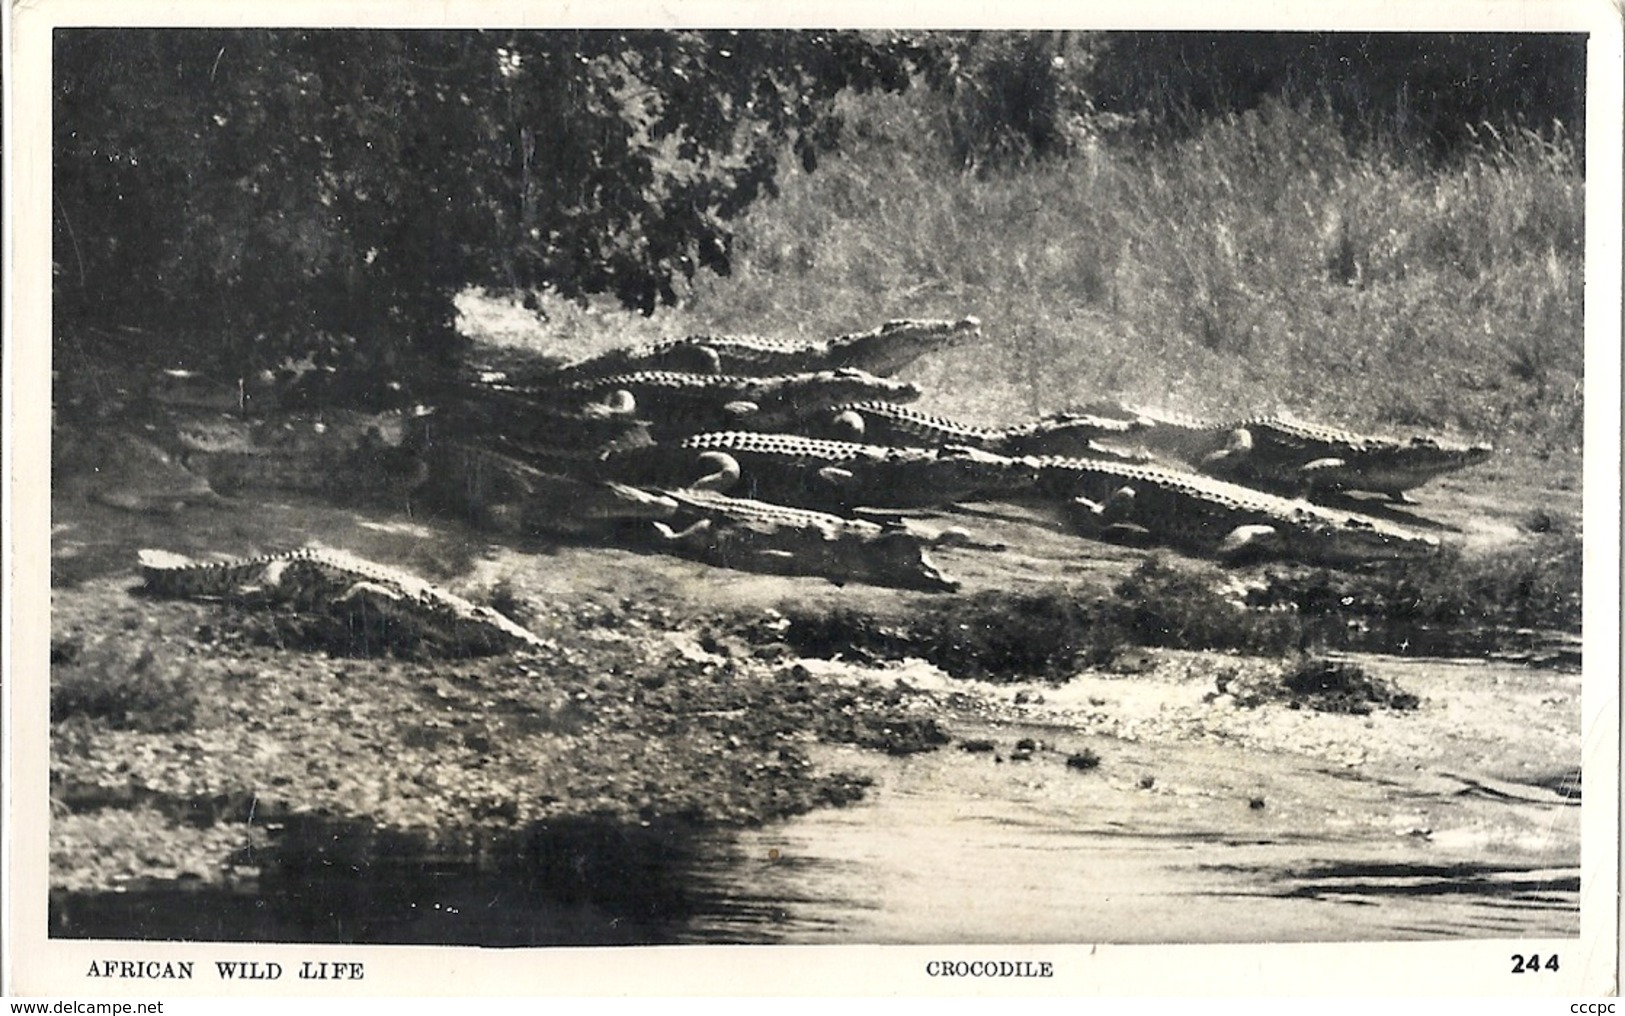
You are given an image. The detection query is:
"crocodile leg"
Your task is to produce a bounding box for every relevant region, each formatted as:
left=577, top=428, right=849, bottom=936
left=1068, top=494, right=1153, bottom=546
left=925, top=525, right=1008, bottom=551
left=674, top=345, right=725, bottom=374
left=1098, top=485, right=1139, bottom=522
left=692, top=451, right=742, bottom=492
left=1097, top=489, right=1154, bottom=545
left=1201, top=426, right=1254, bottom=468
left=1072, top=495, right=1108, bottom=516
left=1216, top=524, right=1281, bottom=560
left=333, top=580, right=406, bottom=606
left=1294, top=456, right=1350, bottom=499
left=830, top=409, right=867, bottom=440
left=653, top=518, right=714, bottom=542
left=585, top=390, right=638, bottom=417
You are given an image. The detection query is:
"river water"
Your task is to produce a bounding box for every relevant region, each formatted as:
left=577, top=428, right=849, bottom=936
left=47, top=490, right=1581, bottom=946
left=54, top=654, right=1580, bottom=946
left=681, top=710, right=1580, bottom=944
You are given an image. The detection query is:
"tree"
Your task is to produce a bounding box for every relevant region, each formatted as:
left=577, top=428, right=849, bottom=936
left=53, top=29, right=944, bottom=373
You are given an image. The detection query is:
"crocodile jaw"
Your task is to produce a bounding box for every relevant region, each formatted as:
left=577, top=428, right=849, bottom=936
left=1335, top=441, right=1495, bottom=496
left=1297, top=514, right=1442, bottom=564
left=865, top=533, right=960, bottom=592
left=830, top=317, right=982, bottom=376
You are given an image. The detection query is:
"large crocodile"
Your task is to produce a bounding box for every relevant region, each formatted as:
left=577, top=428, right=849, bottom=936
left=820, top=401, right=1149, bottom=461
left=55, top=431, right=232, bottom=513
left=137, top=547, right=550, bottom=655
left=1026, top=455, right=1441, bottom=565
left=551, top=317, right=982, bottom=380
left=418, top=441, right=677, bottom=536
left=170, top=407, right=432, bottom=502
left=1085, top=402, right=1493, bottom=503
left=643, top=487, right=961, bottom=592
left=598, top=431, right=1040, bottom=511
left=426, top=387, right=651, bottom=453
left=541, top=369, right=921, bottom=440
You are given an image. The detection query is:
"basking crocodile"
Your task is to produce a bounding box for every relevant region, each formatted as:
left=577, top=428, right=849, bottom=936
left=1085, top=402, right=1493, bottom=502
left=59, top=432, right=231, bottom=513
left=418, top=441, right=676, bottom=536
left=543, top=369, right=921, bottom=440
left=599, top=431, right=1040, bottom=511
left=161, top=407, right=432, bottom=503
left=184, top=426, right=430, bottom=499
left=551, top=317, right=982, bottom=380
left=415, top=390, right=654, bottom=474
left=428, top=387, right=649, bottom=450
left=1027, top=456, right=1441, bottom=565
left=643, top=487, right=960, bottom=592
left=821, top=402, right=1149, bottom=461
left=137, top=547, right=549, bottom=655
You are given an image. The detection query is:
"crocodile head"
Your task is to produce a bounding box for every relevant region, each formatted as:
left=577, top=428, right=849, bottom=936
left=1282, top=505, right=1443, bottom=564
left=859, top=532, right=961, bottom=593
left=757, top=369, right=923, bottom=423
left=1003, top=411, right=1153, bottom=456
left=1317, top=437, right=1494, bottom=499
left=829, top=317, right=982, bottom=376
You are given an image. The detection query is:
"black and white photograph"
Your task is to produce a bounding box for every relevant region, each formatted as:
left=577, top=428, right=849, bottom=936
left=4, top=0, right=1621, bottom=1000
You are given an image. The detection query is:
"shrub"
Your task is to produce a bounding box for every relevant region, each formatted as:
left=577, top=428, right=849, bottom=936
left=54, top=29, right=945, bottom=374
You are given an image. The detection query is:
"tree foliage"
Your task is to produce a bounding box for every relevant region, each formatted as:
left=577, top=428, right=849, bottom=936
left=54, top=29, right=1584, bottom=376
left=1079, top=32, right=1586, bottom=155
left=920, top=31, right=1584, bottom=172
left=54, top=29, right=944, bottom=369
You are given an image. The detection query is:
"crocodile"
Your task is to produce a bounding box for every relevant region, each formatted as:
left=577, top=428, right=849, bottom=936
left=136, top=547, right=549, bottom=655
left=1025, top=455, right=1441, bottom=565
left=1082, top=402, right=1493, bottom=503
left=418, top=441, right=677, bottom=536
left=820, top=401, right=1149, bottom=461
left=417, top=388, right=653, bottom=460
left=59, top=432, right=232, bottom=513
left=162, top=407, right=432, bottom=502
left=642, top=487, right=961, bottom=592
left=598, top=431, right=1041, bottom=511
left=188, top=444, right=430, bottom=501
left=550, top=317, right=982, bottom=380
left=541, top=369, right=922, bottom=440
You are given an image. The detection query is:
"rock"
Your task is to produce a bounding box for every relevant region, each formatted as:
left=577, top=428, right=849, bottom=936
left=1065, top=750, right=1101, bottom=771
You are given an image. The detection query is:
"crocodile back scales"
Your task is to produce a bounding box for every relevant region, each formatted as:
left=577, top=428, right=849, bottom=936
left=1028, top=455, right=1438, bottom=561
left=819, top=402, right=1008, bottom=448
left=552, top=317, right=979, bottom=380
left=648, top=487, right=958, bottom=591
left=657, top=486, right=888, bottom=537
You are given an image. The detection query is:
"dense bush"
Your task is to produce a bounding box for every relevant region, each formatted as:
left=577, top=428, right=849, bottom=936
left=870, top=31, right=1585, bottom=172
left=1077, top=32, right=1586, bottom=156
left=53, top=29, right=943, bottom=371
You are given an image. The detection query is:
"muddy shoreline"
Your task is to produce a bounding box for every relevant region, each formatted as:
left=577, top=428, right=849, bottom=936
left=46, top=406, right=1582, bottom=943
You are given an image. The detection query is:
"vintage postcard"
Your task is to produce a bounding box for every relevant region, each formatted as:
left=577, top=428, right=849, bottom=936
left=4, top=0, right=1620, bottom=1002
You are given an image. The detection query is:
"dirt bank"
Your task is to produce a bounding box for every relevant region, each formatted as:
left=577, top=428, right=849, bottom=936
left=44, top=407, right=1582, bottom=942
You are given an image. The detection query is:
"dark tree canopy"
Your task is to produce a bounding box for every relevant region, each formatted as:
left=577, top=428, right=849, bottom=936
left=53, top=29, right=944, bottom=369
left=53, top=29, right=1582, bottom=377
left=919, top=31, right=1584, bottom=171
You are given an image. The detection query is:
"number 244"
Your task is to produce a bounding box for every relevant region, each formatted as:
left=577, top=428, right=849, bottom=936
left=1511, top=954, right=1559, bottom=973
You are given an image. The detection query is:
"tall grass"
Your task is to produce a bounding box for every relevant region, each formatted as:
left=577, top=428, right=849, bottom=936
left=471, top=96, right=1583, bottom=452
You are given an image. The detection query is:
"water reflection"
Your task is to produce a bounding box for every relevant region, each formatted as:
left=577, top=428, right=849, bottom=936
left=53, top=730, right=1580, bottom=946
